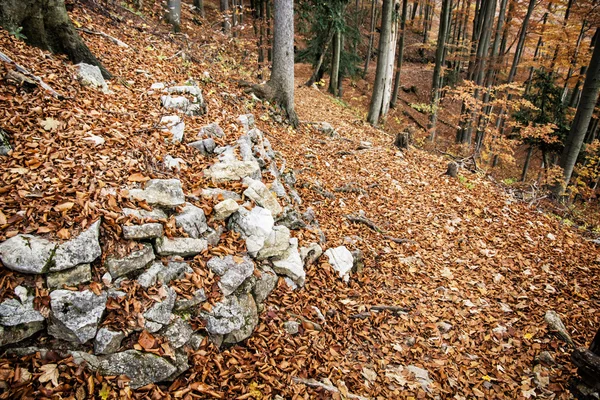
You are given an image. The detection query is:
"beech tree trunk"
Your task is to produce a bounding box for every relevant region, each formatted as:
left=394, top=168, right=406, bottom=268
left=329, top=29, right=342, bottom=96
left=555, top=28, right=600, bottom=195
left=0, top=0, right=110, bottom=78
left=363, top=0, right=378, bottom=77
left=221, top=0, right=231, bottom=34
left=193, top=0, right=205, bottom=17
left=165, top=0, right=182, bottom=32
left=390, top=0, right=408, bottom=108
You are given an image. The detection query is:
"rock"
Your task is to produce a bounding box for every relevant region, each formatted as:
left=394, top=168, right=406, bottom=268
left=164, top=155, right=186, bottom=171
left=161, top=95, right=190, bottom=113
left=162, top=85, right=205, bottom=116
left=150, top=82, right=165, bottom=90
left=537, top=351, right=556, bottom=365
left=405, top=365, right=434, bottom=393
left=205, top=160, right=261, bottom=182
left=159, top=115, right=185, bottom=143
left=98, top=350, right=177, bottom=389
left=0, top=287, right=44, bottom=326
left=137, top=261, right=163, bottom=288
left=51, top=220, right=102, bottom=272
left=358, top=141, right=372, bottom=150
left=213, top=198, right=239, bottom=220
left=223, top=293, right=258, bottom=345
left=154, top=237, right=207, bottom=257
left=187, top=333, right=206, bottom=350
left=0, top=129, right=11, bottom=156
left=300, top=243, right=323, bottom=267
left=175, top=203, right=208, bottom=238
left=238, top=114, right=255, bottom=131
left=276, top=207, right=306, bottom=230
left=106, top=243, right=155, bottom=279
left=351, top=249, right=364, bottom=274
left=0, top=234, right=56, bottom=274
left=174, top=288, right=206, bottom=312
left=145, top=321, right=163, bottom=333
left=437, top=321, right=453, bottom=333
left=201, top=188, right=241, bottom=201
left=207, top=255, right=255, bottom=296
left=189, top=138, right=217, bottom=155
left=0, top=322, right=44, bottom=347
left=252, top=266, right=278, bottom=304
left=161, top=318, right=193, bottom=348
left=257, top=226, right=290, bottom=260
left=166, top=348, right=190, bottom=381
left=158, top=261, right=193, bottom=284
left=243, top=177, right=283, bottom=217
left=229, top=206, right=274, bottom=257
left=48, top=289, right=107, bottom=344
left=237, top=135, right=258, bottom=166
left=272, top=238, right=305, bottom=287
left=204, top=295, right=245, bottom=335
left=199, top=122, right=225, bottom=138
left=76, top=63, right=108, bottom=92
left=129, top=179, right=185, bottom=208
left=544, top=310, right=574, bottom=346
left=70, top=351, right=101, bottom=370
left=203, top=226, right=223, bottom=247
left=167, top=85, right=203, bottom=97
left=302, top=207, right=316, bottom=223
left=46, top=264, right=92, bottom=289
left=283, top=321, right=299, bottom=335
left=144, top=286, right=176, bottom=326
left=316, top=122, right=336, bottom=136
left=122, top=223, right=164, bottom=240
left=123, top=208, right=167, bottom=221
left=324, top=246, right=354, bottom=283
left=94, top=328, right=125, bottom=355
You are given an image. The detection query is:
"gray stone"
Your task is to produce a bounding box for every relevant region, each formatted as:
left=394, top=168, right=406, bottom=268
left=94, top=327, right=125, bottom=355
left=123, top=223, right=164, bottom=240
left=145, top=320, right=163, bottom=333
left=98, top=350, right=177, bottom=389
left=163, top=155, right=185, bottom=171
left=154, top=237, right=207, bottom=257
left=0, top=234, right=56, bottom=274
left=159, top=115, right=185, bottom=143
left=201, top=188, right=241, bottom=201
left=272, top=238, right=305, bottom=287
left=137, top=261, right=163, bottom=288
left=51, top=220, right=102, bottom=272
left=223, top=293, right=258, bottom=344
left=283, top=321, right=299, bottom=335
left=189, top=138, right=217, bottom=155
left=158, top=261, right=193, bottom=284
left=213, top=198, right=239, bottom=220
left=203, top=226, right=223, bottom=246
left=70, top=351, right=101, bottom=370
left=0, top=287, right=44, bottom=326
left=77, top=63, right=108, bottom=92
left=237, top=135, right=257, bottom=163
left=204, top=296, right=244, bottom=335
left=175, top=203, right=208, bottom=238
left=544, top=310, right=574, bottom=346
left=129, top=179, right=185, bottom=208
left=205, top=160, right=261, bottom=182
left=123, top=208, right=167, bottom=221
left=324, top=246, right=354, bottom=283
left=46, top=264, right=92, bottom=289
left=174, top=288, right=206, bottom=312
left=207, top=255, right=255, bottom=296
left=437, top=321, right=453, bottom=333
left=406, top=365, right=433, bottom=393
left=144, top=286, right=176, bottom=325
left=150, top=82, right=165, bottom=90
left=199, top=122, right=225, bottom=138
left=0, top=322, right=44, bottom=347
left=162, top=318, right=193, bottom=348
left=257, top=226, right=290, bottom=260
left=351, top=249, right=365, bottom=273
left=276, top=207, right=306, bottom=230
left=166, top=348, right=190, bottom=381
left=300, top=243, right=323, bottom=267
left=317, top=122, right=336, bottom=136
left=48, top=289, right=107, bottom=344
left=106, top=243, right=155, bottom=279
left=252, top=266, right=278, bottom=304
left=0, top=129, right=11, bottom=156
left=107, top=289, right=127, bottom=299
left=228, top=206, right=274, bottom=257
left=187, top=333, right=206, bottom=350
left=243, top=178, right=282, bottom=217
left=537, top=351, right=556, bottom=365
left=238, top=114, right=255, bottom=131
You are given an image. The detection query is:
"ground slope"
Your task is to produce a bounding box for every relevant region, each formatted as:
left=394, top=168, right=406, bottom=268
left=0, top=2, right=598, bottom=399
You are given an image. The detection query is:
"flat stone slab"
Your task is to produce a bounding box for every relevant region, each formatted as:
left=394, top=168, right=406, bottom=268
left=0, top=287, right=44, bottom=326
left=272, top=238, right=305, bottom=287
left=243, top=178, right=282, bottom=217
left=324, top=246, right=354, bottom=283
left=175, top=203, right=208, bottom=238
left=0, top=234, right=56, bottom=274
left=98, top=350, right=177, bottom=389
left=122, top=223, right=164, bottom=240
left=48, top=289, right=107, bottom=344
left=106, top=243, right=155, bottom=279
left=129, top=179, right=185, bottom=208
left=228, top=206, right=274, bottom=257
left=154, top=237, right=207, bottom=257
left=213, top=199, right=239, bottom=220
left=207, top=255, right=255, bottom=296
left=205, top=160, right=260, bottom=182
left=46, top=264, right=92, bottom=289
left=52, top=221, right=102, bottom=272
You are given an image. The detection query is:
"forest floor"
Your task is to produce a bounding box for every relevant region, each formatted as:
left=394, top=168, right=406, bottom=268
left=0, top=1, right=599, bottom=399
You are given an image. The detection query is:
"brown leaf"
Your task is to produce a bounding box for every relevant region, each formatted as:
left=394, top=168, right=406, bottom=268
left=54, top=202, right=75, bottom=212
left=128, top=173, right=150, bottom=182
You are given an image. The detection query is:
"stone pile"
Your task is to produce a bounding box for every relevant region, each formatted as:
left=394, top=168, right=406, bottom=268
left=0, top=108, right=363, bottom=389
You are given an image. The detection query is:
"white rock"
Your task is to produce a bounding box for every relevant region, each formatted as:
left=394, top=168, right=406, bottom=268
left=257, top=226, right=290, bottom=260
left=324, top=246, right=354, bottom=283
left=159, top=115, right=185, bottom=143
left=76, top=63, right=109, bottom=92
left=154, top=237, right=207, bottom=257
left=164, top=155, right=186, bottom=171
left=272, top=238, right=305, bottom=287
left=205, top=160, right=260, bottom=182
left=213, top=198, right=240, bottom=220
left=175, top=203, right=208, bottom=238
left=228, top=207, right=274, bottom=256
left=129, top=179, right=185, bottom=208
left=243, top=177, right=283, bottom=217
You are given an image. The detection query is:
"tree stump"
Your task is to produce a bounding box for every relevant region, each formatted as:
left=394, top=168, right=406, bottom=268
left=570, top=327, right=600, bottom=398
left=445, top=162, right=459, bottom=178
left=394, top=132, right=409, bottom=149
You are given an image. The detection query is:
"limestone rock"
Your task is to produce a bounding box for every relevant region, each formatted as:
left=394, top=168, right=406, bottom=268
left=164, top=155, right=186, bottom=171
left=228, top=206, right=274, bottom=257
left=0, top=322, right=44, bottom=347
left=175, top=203, right=208, bottom=238
left=159, top=115, right=185, bottom=143
left=0, top=234, right=56, bottom=274
left=252, top=266, right=278, bottom=304
left=189, top=138, right=217, bottom=155
left=544, top=310, right=574, bottom=346
left=154, top=237, right=207, bottom=257
left=203, top=226, right=223, bottom=247
left=76, top=63, right=108, bottom=92
left=158, top=261, right=193, bottom=284
left=48, top=289, right=107, bottom=344
left=205, top=160, right=261, bottom=182
left=122, top=223, right=164, bottom=240
left=144, top=286, right=176, bottom=326
left=129, top=179, right=185, bottom=208
left=283, top=321, right=299, bottom=335
left=174, top=288, right=206, bottom=312
left=324, top=246, right=354, bottom=283
left=207, top=255, right=255, bottom=296
left=137, top=261, right=163, bottom=288
left=161, top=95, right=190, bottom=113
left=199, top=122, right=225, bottom=138
left=52, top=220, right=102, bottom=272
left=201, top=188, right=241, bottom=201
left=204, top=296, right=245, bottom=335
left=122, top=208, right=167, bottom=221
left=0, top=287, right=44, bottom=326
left=275, top=207, right=306, bottom=230
left=272, top=238, right=305, bottom=287
left=161, top=318, right=193, bottom=348
left=46, top=264, right=92, bottom=289
left=98, top=350, right=177, bottom=389
left=243, top=177, right=283, bottom=217
left=213, top=198, right=239, bottom=220
left=300, top=243, right=323, bottom=267
left=94, top=327, right=125, bottom=355
left=223, top=293, right=258, bottom=344
left=238, top=114, right=255, bottom=131
left=0, top=129, right=11, bottom=156
left=257, top=226, right=290, bottom=260
left=106, top=243, right=155, bottom=279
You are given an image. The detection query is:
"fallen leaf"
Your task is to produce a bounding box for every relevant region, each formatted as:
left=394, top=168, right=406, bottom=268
left=54, top=202, right=75, bottom=212
left=38, top=364, right=59, bottom=386
left=40, top=118, right=60, bottom=131
left=128, top=173, right=150, bottom=182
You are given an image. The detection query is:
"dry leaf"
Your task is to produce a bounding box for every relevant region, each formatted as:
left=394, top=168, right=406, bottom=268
left=38, top=364, right=59, bottom=386
left=54, top=202, right=75, bottom=212
left=40, top=117, right=60, bottom=131
left=128, top=173, right=150, bottom=182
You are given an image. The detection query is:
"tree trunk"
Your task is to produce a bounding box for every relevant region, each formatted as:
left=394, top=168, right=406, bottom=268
left=561, top=21, right=587, bottom=104
left=428, top=0, right=451, bottom=141
left=305, top=25, right=334, bottom=86
left=569, top=66, right=587, bottom=108
left=329, top=29, right=342, bottom=96
left=390, top=0, right=408, bottom=108
left=0, top=0, right=110, bottom=78
left=363, top=0, right=378, bottom=77
left=555, top=28, right=600, bottom=196
left=521, top=145, right=533, bottom=181
left=506, top=0, right=536, bottom=83
left=221, top=0, right=231, bottom=34
left=165, top=0, right=182, bottom=32
left=193, top=0, right=205, bottom=17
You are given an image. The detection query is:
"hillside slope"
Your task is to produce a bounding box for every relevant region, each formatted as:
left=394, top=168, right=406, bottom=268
left=0, top=2, right=598, bottom=399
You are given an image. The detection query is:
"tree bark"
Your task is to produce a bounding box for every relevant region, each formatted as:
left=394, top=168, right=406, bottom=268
left=428, top=0, right=451, bottom=141
left=363, top=0, right=378, bottom=77
left=221, top=0, right=231, bottom=34
left=329, top=29, right=342, bottom=96
left=555, top=28, right=600, bottom=196
left=165, top=0, right=182, bottom=32
left=0, top=0, right=110, bottom=78
left=506, top=0, right=536, bottom=83
left=193, top=0, right=205, bottom=17
left=390, top=0, right=408, bottom=108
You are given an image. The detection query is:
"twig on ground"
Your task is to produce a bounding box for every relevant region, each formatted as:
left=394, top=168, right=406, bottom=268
left=292, top=377, right=370, bottom=400
left=350, top=305, right=411, bottom=319
left=77, top=28, right=130, bottom=48
left=0, top=51, right=64, bottom=99
left=334, top=184, right=367, bottom=194
left=345, top=214, right=415, bottom=244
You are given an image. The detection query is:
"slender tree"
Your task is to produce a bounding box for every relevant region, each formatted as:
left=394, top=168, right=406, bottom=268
left=193, top=0, right=205, bottom=17
left=555, top=28, right=600, bottom=195
left=221, top=0, right=232, bottom=33
left=165, top=0, right=182, bottom=32
left=363, top=0, right=378, bottom=77
left=390, top=0, right=409, bottom=108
